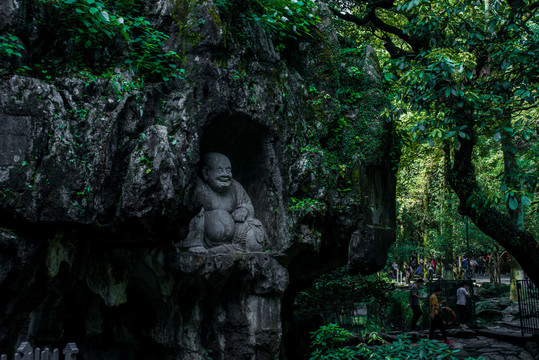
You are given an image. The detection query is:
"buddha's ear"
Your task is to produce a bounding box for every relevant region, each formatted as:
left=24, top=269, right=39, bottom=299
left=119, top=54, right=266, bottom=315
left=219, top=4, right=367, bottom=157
left=202, top=166, right=209, bottom=180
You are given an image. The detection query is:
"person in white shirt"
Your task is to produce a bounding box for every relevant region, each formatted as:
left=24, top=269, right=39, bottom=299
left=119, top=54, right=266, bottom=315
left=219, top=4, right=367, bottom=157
left=470, top=258, right=478, bottom=276
left=456, top=282, right=471, bottom=328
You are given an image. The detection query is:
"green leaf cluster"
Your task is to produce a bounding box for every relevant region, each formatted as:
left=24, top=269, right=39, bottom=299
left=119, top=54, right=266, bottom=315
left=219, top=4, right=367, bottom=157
left=215, top=0, right=322, bottom=46
left=289, top=197, right=326, bottom=213
left=309, top=323, right=356, bottom=360
left=251, top=0, right=322, bottom=40
left=0, top=33, right=25, bottom=58
left=32, top=0, right=184, bottom=82
left=355, top=334, right=470, bottom=360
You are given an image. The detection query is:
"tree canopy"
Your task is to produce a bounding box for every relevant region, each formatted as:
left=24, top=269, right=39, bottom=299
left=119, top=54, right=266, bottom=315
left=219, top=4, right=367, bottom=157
left=326, top=0, right=538, bottom=282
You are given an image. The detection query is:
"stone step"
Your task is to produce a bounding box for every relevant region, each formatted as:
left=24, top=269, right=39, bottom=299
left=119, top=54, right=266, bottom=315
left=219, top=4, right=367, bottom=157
left=476, top=327, right=534, bottom=347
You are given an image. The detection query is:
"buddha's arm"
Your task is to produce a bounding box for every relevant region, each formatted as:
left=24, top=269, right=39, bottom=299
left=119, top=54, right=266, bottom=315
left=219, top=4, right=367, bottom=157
left=232, top=181, right=255, bottom=221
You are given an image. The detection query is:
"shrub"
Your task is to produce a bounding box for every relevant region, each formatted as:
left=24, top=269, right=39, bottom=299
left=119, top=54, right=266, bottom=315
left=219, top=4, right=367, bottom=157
left=309, top=323, right=356, bottom=360
left=310, top=323, right=481, bottom=360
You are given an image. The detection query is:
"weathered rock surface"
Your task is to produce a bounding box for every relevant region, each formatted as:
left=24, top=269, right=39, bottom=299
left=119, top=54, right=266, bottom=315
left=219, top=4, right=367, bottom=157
left=0, top=0, right=395, bottom=359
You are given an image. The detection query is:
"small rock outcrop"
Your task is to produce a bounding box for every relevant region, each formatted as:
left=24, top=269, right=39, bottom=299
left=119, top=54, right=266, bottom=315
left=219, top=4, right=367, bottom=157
left=0, top=0, right=396, bottom=358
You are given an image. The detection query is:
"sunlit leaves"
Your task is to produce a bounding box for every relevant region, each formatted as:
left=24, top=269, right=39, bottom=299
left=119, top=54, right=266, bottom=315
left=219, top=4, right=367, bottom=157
left=251, top=0, right=322, bottom=40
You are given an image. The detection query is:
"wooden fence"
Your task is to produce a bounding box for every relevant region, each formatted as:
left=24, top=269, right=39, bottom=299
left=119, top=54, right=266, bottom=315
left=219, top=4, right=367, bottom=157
left=0, top=342, right=78, bottom=360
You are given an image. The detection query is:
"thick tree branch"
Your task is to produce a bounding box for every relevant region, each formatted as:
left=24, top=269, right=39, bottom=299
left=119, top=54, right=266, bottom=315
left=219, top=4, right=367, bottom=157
left=448, top=115, right=539, bottom=286
left=328, top=6, right=371, bottom=26
left=328, top=5, right=424, bottom=53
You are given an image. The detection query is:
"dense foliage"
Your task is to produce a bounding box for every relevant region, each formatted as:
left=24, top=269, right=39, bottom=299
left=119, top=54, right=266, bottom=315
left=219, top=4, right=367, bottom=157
left=214, top=0, right=323, bottom=49
left=297, top=267, right=394, bottom=308
left=309, top=323, right=479, bottom=360
left=0, top=0, right=184, bottom=82
left=295, top=268, right=410, bottom=335
left=251, top=0, right=322, bottom=41
left=326, top=0, right=538, bottom=283
left=0, top=34, right=25, bottom=58
left=394, top=144, right=508, bottom=270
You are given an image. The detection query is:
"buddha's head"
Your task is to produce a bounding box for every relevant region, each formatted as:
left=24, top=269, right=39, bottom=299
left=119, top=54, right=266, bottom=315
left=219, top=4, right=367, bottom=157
left=202, top=152, right=232, bottom=193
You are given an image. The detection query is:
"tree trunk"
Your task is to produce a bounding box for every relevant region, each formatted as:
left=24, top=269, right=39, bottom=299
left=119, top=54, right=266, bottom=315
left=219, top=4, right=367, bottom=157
left=488, top=250, right=502, bottom=286
left=447, top=114, right=539, bottom=286
left=510, top=256, right=524, bottom=300
left=443, top=264, right=454, bottom=280
left=501, top=119, right=526, bottom=299
left=495, top=251, right=502, bottom=286
left=441, top=145, right=455, bottom=281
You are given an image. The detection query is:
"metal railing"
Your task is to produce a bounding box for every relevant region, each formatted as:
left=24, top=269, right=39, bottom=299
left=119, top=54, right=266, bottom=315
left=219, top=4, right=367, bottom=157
left=0, top=342, right=78, bottom=360
left=425, top=279, right=476, bottom=328
left=516, top=279, right=539, bottom=336
left=322, top=302, right=368, bottom=332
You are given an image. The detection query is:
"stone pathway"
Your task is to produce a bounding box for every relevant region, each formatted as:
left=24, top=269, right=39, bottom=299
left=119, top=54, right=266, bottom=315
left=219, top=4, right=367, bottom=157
left=408, top=327, right=539, bottom=360
left=449, top=335, right=534, bottom=359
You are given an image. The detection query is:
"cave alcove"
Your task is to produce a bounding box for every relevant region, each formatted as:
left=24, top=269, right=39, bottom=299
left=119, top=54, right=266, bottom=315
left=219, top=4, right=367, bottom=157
left=198, top=114, right=276, bottom=247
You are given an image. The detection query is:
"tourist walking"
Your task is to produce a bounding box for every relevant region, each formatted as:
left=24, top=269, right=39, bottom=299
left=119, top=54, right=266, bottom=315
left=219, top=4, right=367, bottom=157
left=456, top=282, right=471, bottom=328
left=415, top=263, right=423, bottom=277
left=461, top=257, right=468, bottom=278
left=470, top=258, right=478, bottom=277
left=429, top=287, right=452, bottom=344
left=392, top=261, right=399, bottom=279
left=409, top=279, right=426, bottom=329
left=427, top=262, right=435, bottom=281
left=477, top=256, right=485, bottom=276
left=404, top=261, right=412, bottom=284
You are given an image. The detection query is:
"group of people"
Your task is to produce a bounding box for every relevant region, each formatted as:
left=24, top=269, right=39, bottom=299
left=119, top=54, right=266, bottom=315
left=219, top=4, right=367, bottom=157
left=394, top=255, right=494, bottom=283
left=409, top=279, right=471, bottom=344
left=392, top=258, right=438, bottom=284
left=460, top=256, right=489, bottom=277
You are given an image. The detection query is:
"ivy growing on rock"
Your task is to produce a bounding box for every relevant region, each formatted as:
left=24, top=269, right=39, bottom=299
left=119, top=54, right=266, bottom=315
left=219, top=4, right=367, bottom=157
left=297, top=43, right=389, bottom=197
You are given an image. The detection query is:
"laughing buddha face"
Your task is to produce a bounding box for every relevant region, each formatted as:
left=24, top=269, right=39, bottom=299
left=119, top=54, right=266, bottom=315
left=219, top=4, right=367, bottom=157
left=202, top=152, right=233, bottom=193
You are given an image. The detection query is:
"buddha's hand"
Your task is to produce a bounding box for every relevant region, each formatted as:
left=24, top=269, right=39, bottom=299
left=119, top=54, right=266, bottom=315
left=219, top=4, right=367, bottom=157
left=232, top=207, right=249, bottom=222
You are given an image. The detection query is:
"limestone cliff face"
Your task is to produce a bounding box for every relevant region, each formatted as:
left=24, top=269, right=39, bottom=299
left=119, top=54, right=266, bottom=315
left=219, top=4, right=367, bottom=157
left=0, top=0, right=395, bottom=359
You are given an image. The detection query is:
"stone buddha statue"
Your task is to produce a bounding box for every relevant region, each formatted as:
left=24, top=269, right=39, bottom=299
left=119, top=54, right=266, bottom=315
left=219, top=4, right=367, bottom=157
left=181, top=152, right=266, bottom=253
